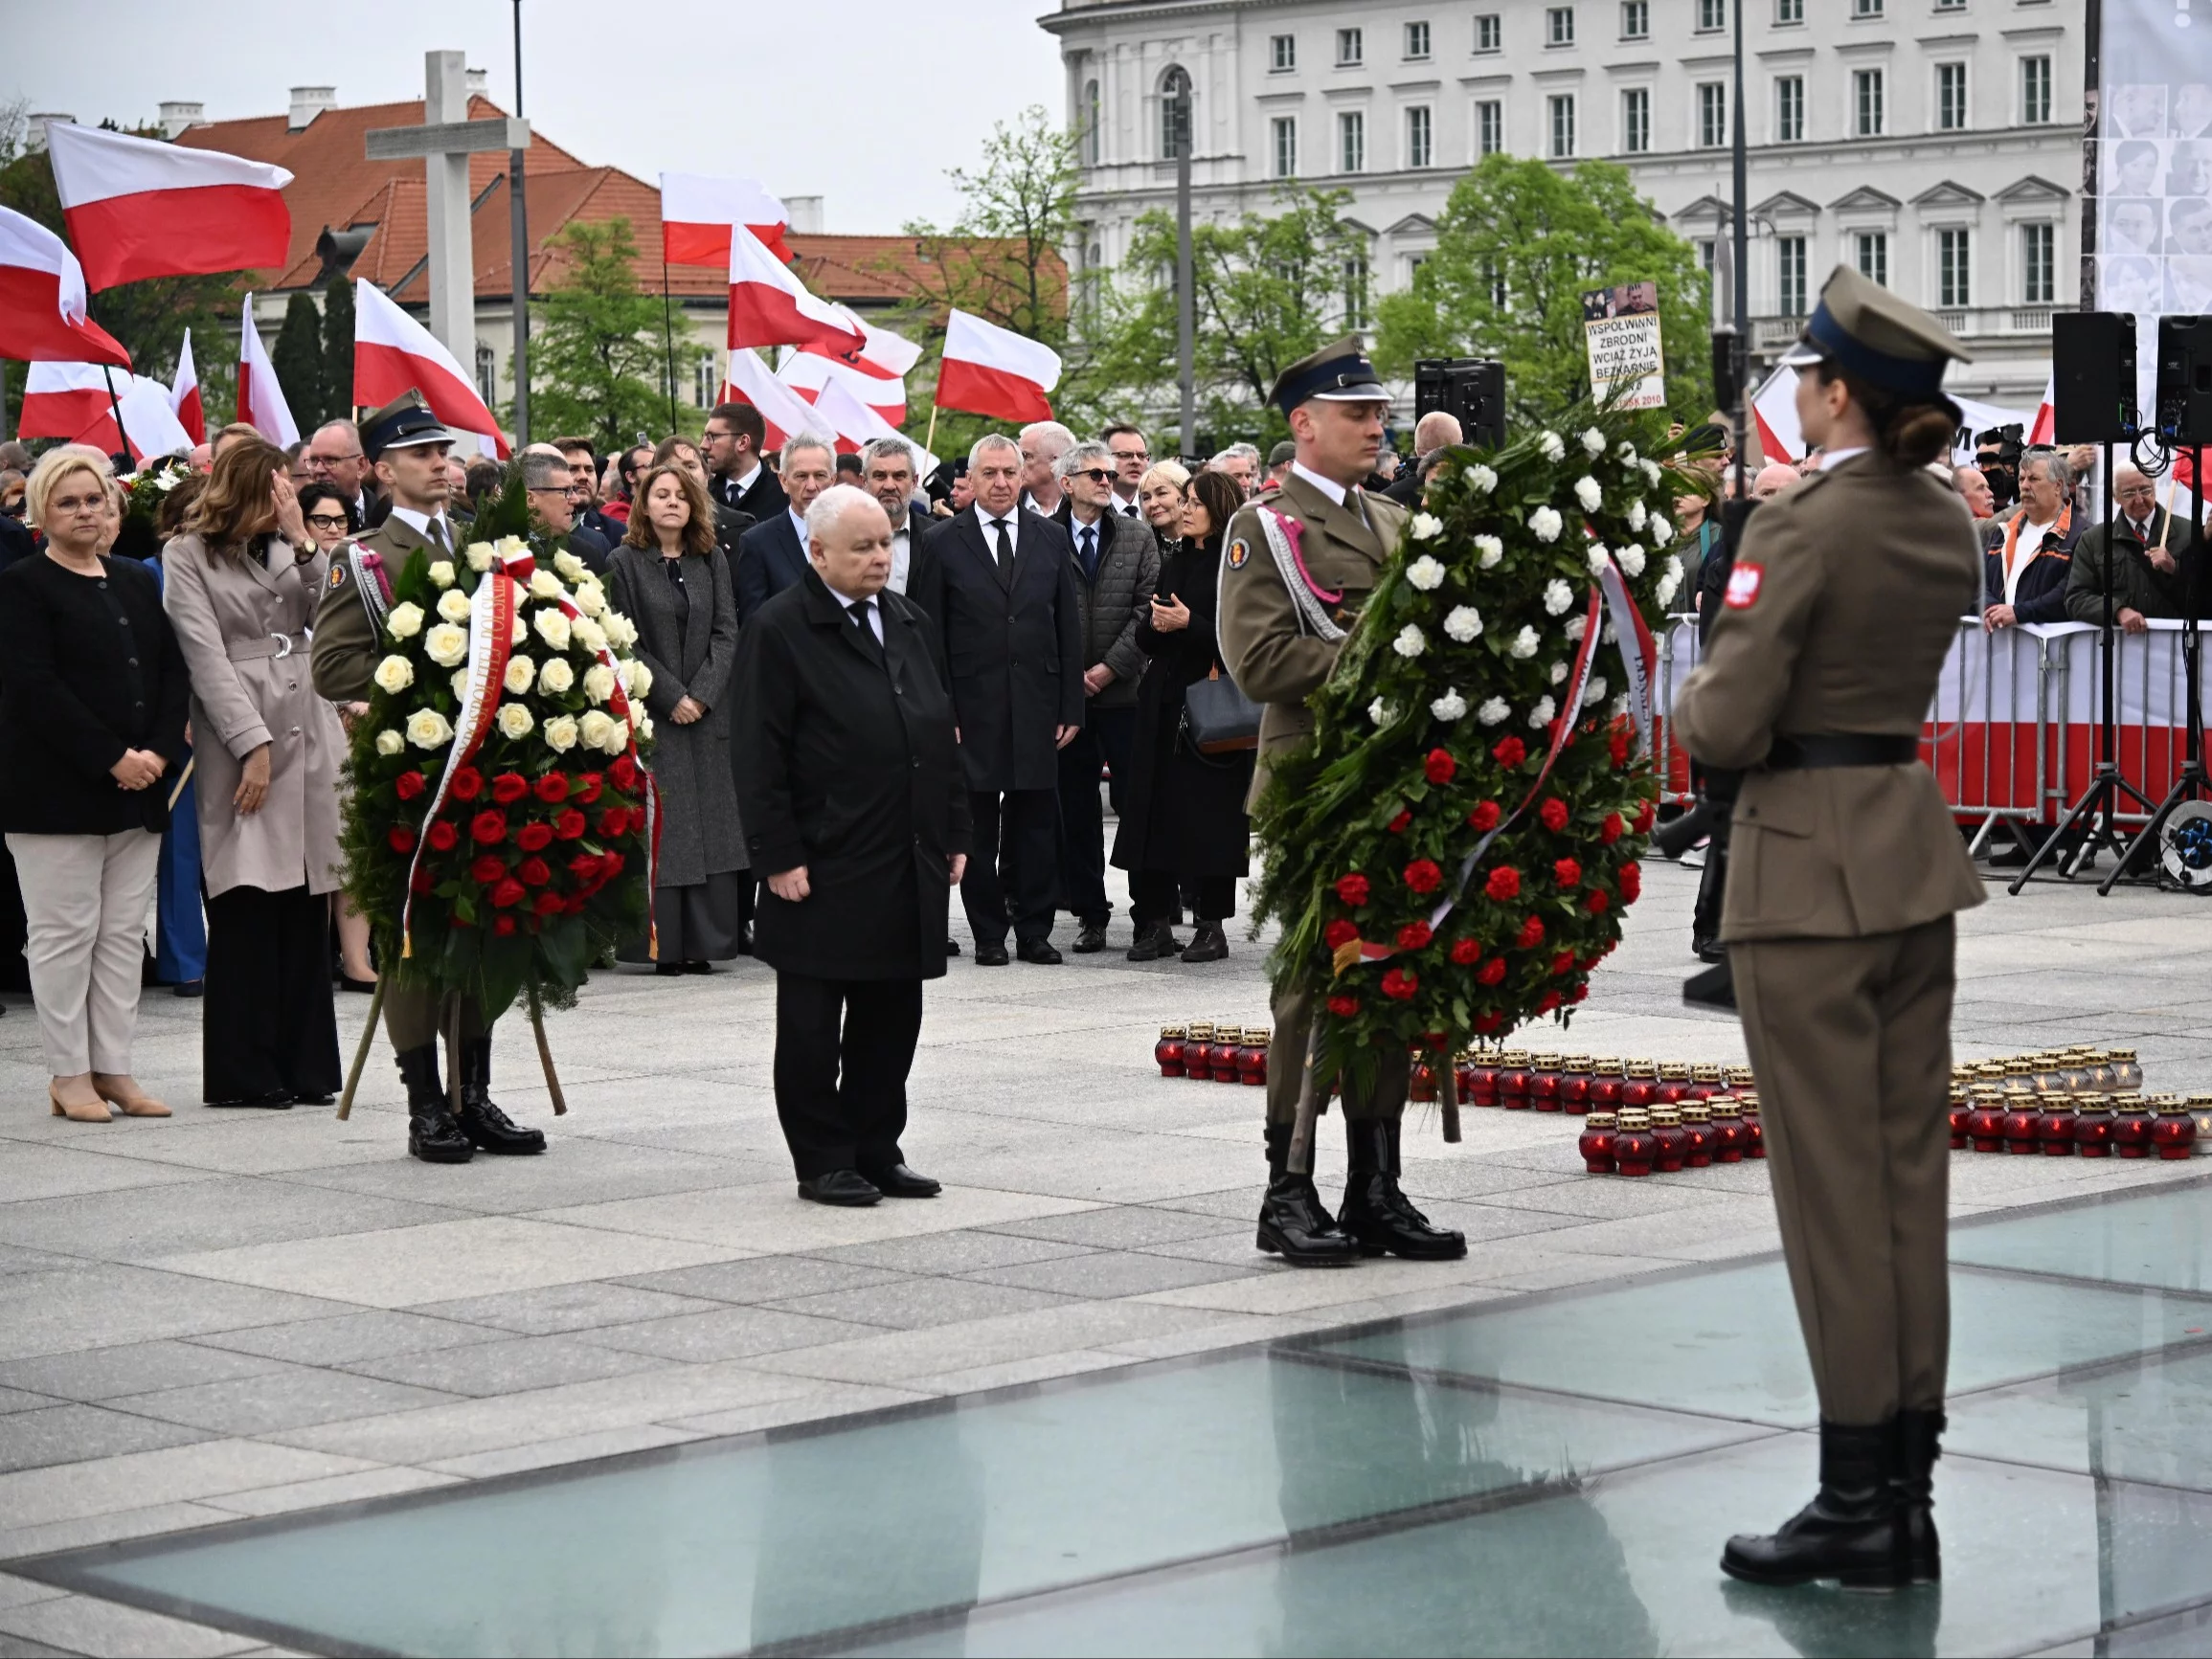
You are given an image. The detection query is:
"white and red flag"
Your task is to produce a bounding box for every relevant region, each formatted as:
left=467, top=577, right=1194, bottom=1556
left=237, top=294, right=299, bottom=446
left=718, top=347, right=833, bottom=453
left=727, top=226, right=863, bottom=357
left=777, top=347, right=907, bottom=427
left=660, top=172, right=792, bottom=266
left=170, top=328, right=205, bottom=444
left=806, top=312, right=923, bottom=380
left=809, top=377, right=939, bottom=480
left=2028, top=372, right=2057, bottom=447
left=935, top=309, right=1060, bottom=423
left=46, top=123, right=292, bottom=292
left=1750, top=365, right=1804, bottom=464
left=20, top=362, right=192, bottom=460
left=0, top=206, right=130, bottom=368
left=352, top=279, right=510, bottom=459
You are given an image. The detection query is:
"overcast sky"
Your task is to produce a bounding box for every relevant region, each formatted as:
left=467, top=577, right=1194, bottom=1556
left=6, top=0, right=1068, bottom=232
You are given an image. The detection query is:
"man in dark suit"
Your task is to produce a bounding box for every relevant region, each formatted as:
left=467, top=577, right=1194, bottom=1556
left=860, top=436, right=941, bottom=610
left=913, top=435, right=1084, bottom=966
left=553, top=437, right=628, bottom=558
left=736, top=436, right=835, bottom=622
left=732, top=484, right=970, bottom=1207
left=705, top=402, right=789, bottom=522
left=305, top=419, right=386, bottom=530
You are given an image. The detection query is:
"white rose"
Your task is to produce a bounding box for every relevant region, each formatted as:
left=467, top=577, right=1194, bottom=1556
left=538, top=658, right=576, bottom=695
left=1573, top=476, right=1603, bottom=513
left=553, top=550, right=586, bottom=583
left=1508, top=625, right=1539, bottom=660
left=1649, top=516, right=1673, bottom=548
left=1639, top=459, right=1663, bottom=486
left=495, top=535, right=530, bottom=562
left=464, top=540, right=494, bottom=572
left=634, top=712, right=654, bottom=743
left=572, top=616, right=608, bottom=653
left=1544, top=578, right=1574, bottom=617
left=426, top=560, right=456, bottom=590
left=510, top=615, right=527, bottom=646
left=1587, top=545, right=1614, bottom=577
left=372, top=654, right=415, bottom=695
left=1616, top=442, right=1638, bottom=464
left=1431, top=688, right=1469, bottom=722
left=1368, top=697, right=1395, bottom=727
left=607, top=613, right=639, bottom=649
left=437, top=588, right=473, bottom=623
left=1529, top=506, right=1564, bottom=543
left=385, top=602, right=425, bottom=639
left=529, top=568, right=564, bottom=602
left=1410, top=513, right=1444, bottom=543
left=1443, top=605, right=1483, bottom=642
left=543, top=714, right=579, bottom=752
left=578, top=709, right=618, bottom=752
left=496, top=702, right=534, bottom=740
left=1618, top=544, right=1647, bottom=577
left=582, top=664, right=617, bottom=705
left=1581, top=428, right=1606, bottom=458
left=1612, top=693, right=1633, bottom=719
left=1628, top=500, right=1648, bottom=531
left=1657, top=572, right=1682, bottom=608
left=1474, top=535, right=1504, bottom=570
left=1586, top=675, right=1608, bottom=703
left=1566, top=614, right=1590, bottom=643
left=423, top=622, right=469, bottom=667
left=626, top=659, right=653, bottom=699
left=1665, top=554, right=1684, bottom=585
left=504, top=654, right=536, bottom=695
left=533, top=609, right=572, bottom=652
left=1539, top=432, right=1566, bottom=462
left=1527, top=696, right=1556, bottom=729
left=374, top=729, right=404, bottom=756
left=1406, top=553, right=1446, bottom=591
left=451, top=669, right=470, bottom=702
left=1478, top=697, right=1510, bottom=726
left=1391, top=624, right=1427, bottom=659
left=1466, top=463, right=1498, bottom=495
left=405, top=708, right=453, bottom=750
left=573, top=580, right=606, bottom=617
left=1549, top=660, right=1569, bottom=685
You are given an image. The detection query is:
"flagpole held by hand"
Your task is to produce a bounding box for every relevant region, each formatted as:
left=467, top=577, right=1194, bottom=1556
left=923, top=401, right=939, bottom=460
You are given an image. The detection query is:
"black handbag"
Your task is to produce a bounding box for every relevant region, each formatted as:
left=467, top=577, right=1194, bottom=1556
left=1180, top=666, right=1262, bottom=757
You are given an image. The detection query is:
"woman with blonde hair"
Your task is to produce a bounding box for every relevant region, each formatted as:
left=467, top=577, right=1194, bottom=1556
left=0, top=446, right=191, bottom=1121
left=1138, top=460, right=1192, bottom=539
left=164, top=437, right=347, bottom=1108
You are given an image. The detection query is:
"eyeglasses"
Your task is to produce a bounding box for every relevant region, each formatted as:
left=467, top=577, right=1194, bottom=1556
left=564, top=483, right=592, bottom=498
left=1070, top=468, right=1114, bottom=483
left=1110, top=449, right=1148, bottom=464
left=305, top=513, right=350, bottom=529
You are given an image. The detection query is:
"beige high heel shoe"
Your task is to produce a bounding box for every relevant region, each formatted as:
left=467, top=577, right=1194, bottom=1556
left=50, top=1084, right=112, bottom=1124
left=91, top=1074, right=169, bottom=1118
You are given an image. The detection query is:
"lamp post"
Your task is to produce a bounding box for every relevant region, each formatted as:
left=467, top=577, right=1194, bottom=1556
left=508, top=0, right=531, bottom=448
left=1729, top=0, right=1749, bottom=501
left=1169, top=74, right=1195, bottom=462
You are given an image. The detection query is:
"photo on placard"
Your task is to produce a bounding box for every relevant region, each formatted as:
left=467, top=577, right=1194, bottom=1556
left=2110, top=82, right=2171, bottom=140
left=2174, top=81, right=2212, bottom=141
left=2101, top=255, right=2162, bottom=317
left=2165, top=138, right=2212, bottom=198
left=2166, top=196, right=2212, bottom=256
left=2108, top=137, right=2164, bottom=198
left=2165, top=255, right=2212, bottom=314
left=2107, top=197, right=2162, bottom=258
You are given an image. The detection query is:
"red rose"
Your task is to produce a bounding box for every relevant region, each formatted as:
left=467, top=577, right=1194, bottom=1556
left=1468, top=800, right=1501, bottom=832
left=1334, top=873, right=1371, bottom=907
left=493, top=914, right=517, bottom=936
left=1551, top=950, right=1576, bottom=977
left=470, top=854, right=507, bottom=885
left=490, top=878, right=526, bottom=908
left=1569, top=984, right=1590, bottom=1003
left=470, top=810, right=508, bottom=845
left=449, top=767, right=484, bottom=801
left=1484, top=866, right=1521, bottom=901
left=1326, top=995, right=1362, bottom=1018
left=534, top=773, right=570, bottom=803
left=598, top=807, right=630, bottom=839
left=1553, top=858, right=1582, bottom=888
left=1424, top=748, right=1456, bottom=785
left=1387, top=810, right=1411, bottom=834
left=561, top=894, right=588, bottom=915
left=1404, top=859, right=1443, bottom=895
left=387, top=825, right=417, bottom=853
left=491, top=773, right=529, bottom=805
left=1586, top=888, right=1611, bottom=914
left=532, top=889, right=565, bottom=916
left=1492, top=736, right=1527, bottom=769
left=1537, top=990, right=1563, bottom=1014
left=1323, top=919, right=1360, bottom=949
left=395, top=772, right=426, bottom=802
left=1475, top=1011, right=1503, bottom=1034
left=567, top=851, right=603, bottom=883
left=516, top=822, right=554, bottom=853
left=1619, top=862, right=1643, bottom=902
left=1396, top=921, right=1433, bottom=951
left=1381, top=967, right=1419, bottom=1000
left=1450, top=937, right=1480, bottom=965
left=410, top=866, right=433, bottom=894
left=426, top=819, right=459, bottom=851
left=1601, top=812, right=1626, bottom=845
left=1610, top=729, right=1632, bottom=768
left=576, top=773, right=605, bottom=805
left=516, top=856, right=552, bottom=886
left=609, top=756, right=639, bottom=792
left=1477, top=957, right=1507, bottom=986
left=553, top=808, right=587, bottom=841
left=1539, top=797, right=1569, bottom=832
left=599, top=851, right=625, bottom=878
left=1518, top=915, right=1546, bottom=949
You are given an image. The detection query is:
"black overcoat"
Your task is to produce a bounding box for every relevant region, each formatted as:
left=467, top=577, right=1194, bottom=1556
left=732, top=570, right=971, bottom=981
left=1111, top=534, right=1253, bottom=880
left=914, top=505, right=1084, bottom=793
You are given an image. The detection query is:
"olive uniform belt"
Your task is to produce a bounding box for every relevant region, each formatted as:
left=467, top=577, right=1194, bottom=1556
left=1763, top=733, right=1921, bottom=772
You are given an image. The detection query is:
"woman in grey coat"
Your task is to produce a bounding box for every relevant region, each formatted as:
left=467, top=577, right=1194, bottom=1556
left=607, top=463, right=745, bottom=972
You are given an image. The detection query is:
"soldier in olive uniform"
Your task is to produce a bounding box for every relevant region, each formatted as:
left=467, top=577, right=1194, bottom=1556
left=313, top=393, right=545, bottom=1165
left=1217, top=338, right=1465, bottom=1268
left=1673, top=268, right=1985, bottom=1590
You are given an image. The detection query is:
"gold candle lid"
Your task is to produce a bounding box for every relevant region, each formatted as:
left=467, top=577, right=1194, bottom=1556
left=1726, top=1065, right=1755, bottom=1086
left=1499, top=1048, right=1531, bottom=1065
left=1738, top=1097, right=1760, bottom=1115
left=2188, top=1092, right=2212, bottom=1106
left=1585, top=1110, right=1618, bottom=1129
left=1692, top=1064, right=1725, bottom=1082
left=2109, top=1047, right=2139, bottom=1063
left=1651, top=1104, right=1681, bottom=1125
left=1627, top=1061, right=1659, bottom=1080
left=2076, top=1097, right=2112, bottom=1114
left=1532, top=1056, right=1562, bottom=1073
left=1616, top=1108, right=1651, bottom=1130
left=1659, top=1062, right=1693, bottom=1080
left=1161, top=1023, right=1186, bottom=1039
left=1591, top=1055, right=1623, bottom=1071
left=1681, top=1101, right=1710, bottom=1123
left=1704, top=1092, right=1736, bottom=1108
left=1186, top=1020, right=1214, bottom=1040
left=2150, top=1092, right=2187, bottom=1109
left=1244, top=1026, right=1272, bottom=1044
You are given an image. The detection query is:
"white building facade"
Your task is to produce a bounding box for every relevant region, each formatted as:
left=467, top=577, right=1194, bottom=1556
left=1045, top=0, right=2078, bottom=406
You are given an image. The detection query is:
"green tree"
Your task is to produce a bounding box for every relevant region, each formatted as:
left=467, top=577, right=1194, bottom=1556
left=321, top=274, right=357, bottom=419
left=271, top=291, right=327, bottom=431
left=1373, top=155, right=1711, bottom=427
left=528, top=216, right=705, bottom=454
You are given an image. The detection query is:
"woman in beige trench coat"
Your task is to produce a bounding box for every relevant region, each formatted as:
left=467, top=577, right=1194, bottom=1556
left=163, top=437, right=346, bottom=1108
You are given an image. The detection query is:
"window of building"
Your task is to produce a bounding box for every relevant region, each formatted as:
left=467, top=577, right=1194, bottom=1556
left=1622, top=87, right=1651, bottom=153
left=1475, top=12, right=1501, bottom=53
left=1340, top=109, right=1366, bottom=172
left=1777, top=235, right=1807, bottom=315
left=1546, top=7, right=1575, bottom=46
left=1549, top=93, right=1577, bottom=156
left=1621, top=0, right=1648, bottom=38
left=1081, top=79, right=1100, bottom=164
left=475, top=344, right=497, bottom=405
left=1270, top=34, right=1296, bottom=72
left=1697, top=0, right=1726, bottom=31
left=1855, top=68, right=1885, bottom=137
left=1935, top=0, right=1965, bottom=10
left=1272, top=116, right=1298, bottom=177
left=1699, top=81, right=1727, bottom=147
left=2022, top=221, right=2054, bottom=303
left=1855, top=231, right=1888, bottom=286
left=692, top=357, right=718, bottom=413
left=1407, top=104, right=1433, bottom=168
left=2021, top=56, right=2052, bottom=124
left=1852, top=0, right=1884, bottom=15
left=1937, top=62, right=1968, bottom=132
left=1342, top=254, right=1371, bottom=328
left=1697, top=238, right=1718, bottom=280
left=1405, top=20, right=1431, bottom=59
left=1477, top=99, right=1504, bottom=154
left=1775, top=0, right=1803, bottom=21
left=1160, top=66, right=1192, bottom=160
left=1336, top=27, right=1364, bottom=65
left=1938, top=228, right=1971, bottom=307
left=1775, top=75, right=1804, bottom=142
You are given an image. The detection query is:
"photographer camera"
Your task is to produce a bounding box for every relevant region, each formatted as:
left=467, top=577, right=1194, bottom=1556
left=1975, top=425, right=2023, bottom=514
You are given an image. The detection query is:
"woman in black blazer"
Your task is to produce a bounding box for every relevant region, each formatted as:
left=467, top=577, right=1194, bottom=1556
left=0, top=448, right=191, bottom=1121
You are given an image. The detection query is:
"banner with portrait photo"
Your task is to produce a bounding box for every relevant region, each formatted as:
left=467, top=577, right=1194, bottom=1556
left=1580, top=282, right=1666, bottom=412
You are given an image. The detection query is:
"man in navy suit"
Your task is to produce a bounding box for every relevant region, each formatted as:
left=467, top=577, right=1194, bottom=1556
left=913, top=435, right=1083, bottom=966
left=736, top=436, right=837, bottom=623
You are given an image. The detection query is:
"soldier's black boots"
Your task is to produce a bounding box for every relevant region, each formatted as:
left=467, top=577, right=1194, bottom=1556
left=457, top=1037, right=546, bottom=1155
left=1337, top=1119, right=1467, bottom=1260
left=1894, top=1408, right=1944, bottom=1584
left=400, top=1045, right=472, bottom=1165
left=1256, top=1123, right=1360, bottom=1267
left=1722, top=1420, right=1907, bottom=1590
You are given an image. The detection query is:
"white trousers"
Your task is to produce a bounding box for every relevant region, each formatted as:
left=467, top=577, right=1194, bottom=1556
left=6, top=830, right=161, bottom=1077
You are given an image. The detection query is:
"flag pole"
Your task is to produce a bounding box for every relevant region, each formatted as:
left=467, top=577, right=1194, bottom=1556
left=660, top=255, right=678, bottom=433
left=923, top=400, right=938, bottom=460
left=98, top=364, right=128, bottom=464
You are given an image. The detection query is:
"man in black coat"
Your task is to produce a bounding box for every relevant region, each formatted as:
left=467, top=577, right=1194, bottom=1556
left=913, top=435, right=1084, bottom=966
left=732, top=484, right=971, bottom=1207
left=860, top=436, right=941, bottom=610
left=705, top=402, right=790, bottom=523
left=736, top=436, right=836, bottom=623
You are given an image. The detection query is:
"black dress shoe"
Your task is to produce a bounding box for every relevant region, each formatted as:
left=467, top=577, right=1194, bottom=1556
left=1072, top=925, right=1107, bottom=953
left=654, top=962, right=687, bottom=976
left=290, top=1092, right=337, bottom=1108
left=1125, top=922, right=1179, bottom=962
left=171, top=980, right=204, bottom=998
left=683, top=959, right=712, bottom=975
left=1893, top=1409, right=1944, bottom=1584
left=398, top=1045, right=472, bottom=1164
left=1337, top=1120, right=1467, bottom=1260
left=337, top=975, right=377, bottom=995
left=205, top=1090, right=293, bottom=1110
left=946, top=938, right=962, bottom=957
left=1016, top=938, right=1063, bottom=966
left=862, top=1163, right=941, bottom=1198
left=1180, top=922, right=1230, bottom=963
left=972, top=940, right=1010, bottom=966
left=1256, top=1124, right=1361, bottom=1267
left=456, top=1037, right=546, bottom=1155
left=1722, top=1420, right=1907, bottom=1589
left=798, top=1170, right=882, bottom=1206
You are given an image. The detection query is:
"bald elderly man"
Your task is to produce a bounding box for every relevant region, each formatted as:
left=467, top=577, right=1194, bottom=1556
left=1751, top=463, right=1799, bottom=502
left=2065, top=465, right=2199, bottom=631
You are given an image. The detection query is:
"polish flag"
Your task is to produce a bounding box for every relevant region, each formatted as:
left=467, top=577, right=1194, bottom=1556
left=46, top=123, right=292, bottom=292
left=809, top=376, right=939, bottom=481
left=2028, top=371, right=2056, bottom=446
left=20, top=362, right=192, bottom=460
left=660, top=172, right=792, bottom=266
left=352, top=280, right=510, bottom=459
left=776, top=348, right=906, bottom=427
left=727, top=226, right=864, bottom=357
left=237, top=294, right=300, bottom=447
left=934, top=309, right=1060, bottom=423
left=718, top=347, right=834, bottom=453
left=170, top=328, right=205, bottom=444
left=0, top=206, right=130, bottom=368
left=804, top=312, right=923, bottom=380
left=1750, top=364, right=1804, bottom=465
